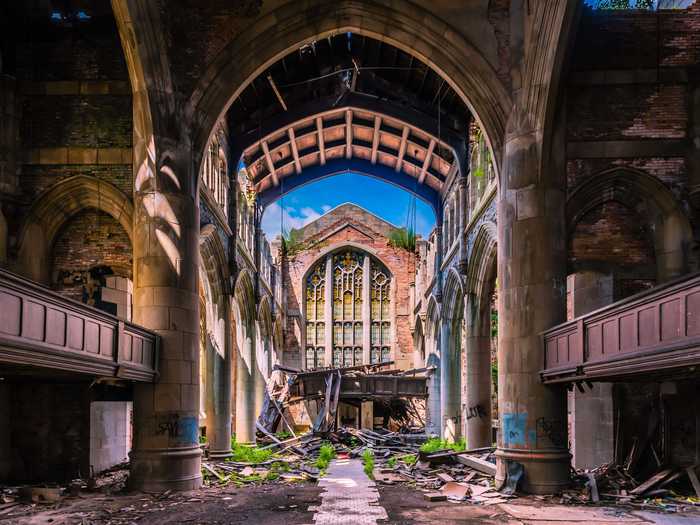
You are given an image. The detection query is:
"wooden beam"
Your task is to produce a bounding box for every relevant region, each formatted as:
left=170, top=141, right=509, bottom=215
left=261, top=141, right=279, bottom=186
left=370, top=115, right=381, bottom=164
left=345, top=109, right=353, bottom=159
left=267, top=74, right=287, bottom=111
left=418, top=139, right=436, bottom=184
left=395, top=126, right=409, bottom=172
left=288, top=128, right=302, bottom=174
left=454, top=454, right=496, bottom=476
left=316, top=117, right=326, bottom=166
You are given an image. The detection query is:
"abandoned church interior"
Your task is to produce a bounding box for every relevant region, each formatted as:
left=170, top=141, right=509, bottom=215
left=1, top=0, right=700, bottom=523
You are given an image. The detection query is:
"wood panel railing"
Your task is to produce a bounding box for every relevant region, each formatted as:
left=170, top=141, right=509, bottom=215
left=0, top=268, right=159, bottom=381
left=541, top=273, right=700, bottom=383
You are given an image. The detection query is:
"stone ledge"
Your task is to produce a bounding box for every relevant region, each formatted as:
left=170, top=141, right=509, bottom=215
left=23, top=147, right=132, bottom=165
left=21, top=80, right=132, bottom=96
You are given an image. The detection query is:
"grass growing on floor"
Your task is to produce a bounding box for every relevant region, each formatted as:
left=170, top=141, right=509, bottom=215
left=387, top=456, right=397, bottom=468
left=362, top=449, right=375, bottom=478
left=419, top=437, right=466, bottom=454
left=399, top=454, right=417, bottom=466
left=227, top=439, right=275, bottom=463
left=315, top=443, right=336, bottom=472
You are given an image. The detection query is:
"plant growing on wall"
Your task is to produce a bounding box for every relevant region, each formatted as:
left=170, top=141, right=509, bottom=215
left=280, top=228, right=306, bottom=257
left=388, top=227, right=416, bottom=252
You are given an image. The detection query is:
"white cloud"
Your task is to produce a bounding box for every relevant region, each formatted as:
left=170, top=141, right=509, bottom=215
left=261, top=202, right=328, bottom=237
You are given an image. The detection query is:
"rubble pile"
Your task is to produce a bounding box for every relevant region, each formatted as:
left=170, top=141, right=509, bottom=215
left=564, top=461, right=700, bottom=510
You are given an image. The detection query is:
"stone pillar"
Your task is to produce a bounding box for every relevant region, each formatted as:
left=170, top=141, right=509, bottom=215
left=130, top=145, right=202, bottom=492
left=0, top=382, right=10, bottom=481
left=235, top=319, right=256, bottom=443
left=568, top=272, right=614, bottom=469
left=360, top=400, right=373, bottom=430
left=0, top=208, right=6, bottom=266
left=205, top=302, right=233, bottom=458
left=252, top=322, right=265, bottom=425
left=496, top=125, right=569, bottom=494
left=440, top=318, right=461, bottom=442
left=425, top=325, right=441, bottom=436
left=465, top=293, right=492, bottom=448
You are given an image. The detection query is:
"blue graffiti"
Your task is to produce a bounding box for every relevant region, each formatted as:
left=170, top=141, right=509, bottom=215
left=502, top=413, right=528, bottom=447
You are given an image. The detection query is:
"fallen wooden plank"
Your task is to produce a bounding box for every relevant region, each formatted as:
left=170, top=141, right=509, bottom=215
left=454, top=454, right=497, bottom=476
left=202, top=463, right=225, bottom=482
left=686, top=466, right=700, bottom=498
left=629, top=468, right=674, bottom=495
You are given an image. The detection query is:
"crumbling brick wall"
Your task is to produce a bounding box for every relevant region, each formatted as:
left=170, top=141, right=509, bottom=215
left=280, top=204, right=416, bottom=371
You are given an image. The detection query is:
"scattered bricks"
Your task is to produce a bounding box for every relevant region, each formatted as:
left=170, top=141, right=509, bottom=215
left=424, top=492, right=447, bottom=502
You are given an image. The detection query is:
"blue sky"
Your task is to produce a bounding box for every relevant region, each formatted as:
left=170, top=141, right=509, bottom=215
left=261, top=173, right=436, bottom=239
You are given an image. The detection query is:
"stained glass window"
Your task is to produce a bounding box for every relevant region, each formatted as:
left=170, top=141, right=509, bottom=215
left=305, top=263, right=326, bottom=370
left=305, top=249, right=392, bottom=369
left=371, top=260, right=391, bottom=363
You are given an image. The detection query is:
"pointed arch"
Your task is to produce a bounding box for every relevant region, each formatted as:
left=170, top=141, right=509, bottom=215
left=567, top=167, right=693, bottom=281
left=186, top=0, right=510, bottom=189
left=466, top=221, right=497, bottom=306
left=19, top=175, right=133, bottom=251
left=234, top=269, right=256, bottom=326
left=442, top=268, right=465, bottom=322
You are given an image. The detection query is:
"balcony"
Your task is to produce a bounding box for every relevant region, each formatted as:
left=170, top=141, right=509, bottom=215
left=0, top=268, right=159, bottom=382
left=541, top=273, right=700, bottom=384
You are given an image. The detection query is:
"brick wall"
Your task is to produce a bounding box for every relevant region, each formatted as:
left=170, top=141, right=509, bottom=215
left=51, top=209, right=132, bottom=303
left=280, top=204, right=416, bottom=370
left=3, top=2, right=133, bottom=271
left=566, top=4, right=700, bottom=297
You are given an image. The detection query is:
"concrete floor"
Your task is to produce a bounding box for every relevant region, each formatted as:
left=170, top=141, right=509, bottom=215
left=3, top=460, right=700, bottom=524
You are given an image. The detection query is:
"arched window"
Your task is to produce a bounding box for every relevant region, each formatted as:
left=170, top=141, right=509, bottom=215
left=305, top=263, right=326, bottom=369
left=201, top=130, right=229, bottom=215
left=304, top=249, right=392, bottom=370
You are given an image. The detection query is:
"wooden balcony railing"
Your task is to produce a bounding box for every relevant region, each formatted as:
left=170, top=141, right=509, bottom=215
left=541, top=273, right=700, bottom=384
left=0, top=268, right=159, bottom=381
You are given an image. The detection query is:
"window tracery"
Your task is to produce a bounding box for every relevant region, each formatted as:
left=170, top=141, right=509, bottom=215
left=304, top=249, right=392, bottom=369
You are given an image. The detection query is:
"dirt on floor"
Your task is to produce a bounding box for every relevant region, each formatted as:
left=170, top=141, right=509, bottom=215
left=0, top=483, right=322, bottom=525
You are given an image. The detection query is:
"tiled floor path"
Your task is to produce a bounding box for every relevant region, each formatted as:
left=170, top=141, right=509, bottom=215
left=309, top=458, right=388, bottom=525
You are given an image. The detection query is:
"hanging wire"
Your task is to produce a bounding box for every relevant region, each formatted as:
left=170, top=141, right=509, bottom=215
left=278, top=66, right=425, bottom=88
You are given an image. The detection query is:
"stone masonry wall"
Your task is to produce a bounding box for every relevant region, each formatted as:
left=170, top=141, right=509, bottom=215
left=280, top=204, right=416, bottom=370
left=566, top=3, right=700, bottom=299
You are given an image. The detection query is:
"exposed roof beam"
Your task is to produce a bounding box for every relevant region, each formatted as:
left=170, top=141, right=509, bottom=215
left=345, top=110, right=353, bottom=159
left=288, top=128, right=302, bottom=174
left=267, top=75, right=287, bottom=111
left=395, top=126, right=409, bottom=173
left=370, top=115, right=381, bottom=164
left=231, top=92, right=464, bottom=153
left=316, top=117, right=326, bottom=165
left=418, top=139, right=436, bottom=184
left=261, top=141, right=279, bottom=186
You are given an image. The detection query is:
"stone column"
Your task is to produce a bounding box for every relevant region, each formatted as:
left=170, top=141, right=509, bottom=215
left=496, top=124, right=569, bottom=493
left=425, top=328, right=441, bottom=437
left=0, top=382, right=10, bottom=481
left=235, top=319, right=255, bottom=443
left=0, top=208, right=6, bottom=266
left=465, top=293, right=492, bottom=448
left=130, top=143, right=202, bottom=492
left=252, top=322, right=265, bottom=424
left=206, top=300, right=233, bottom=459
left=440, top=318, right=461, bottom=442
left=568, top=272, right=614, bottom=469
left=360, top=400, right=373, bottom=430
